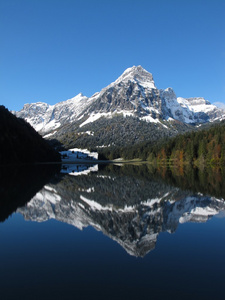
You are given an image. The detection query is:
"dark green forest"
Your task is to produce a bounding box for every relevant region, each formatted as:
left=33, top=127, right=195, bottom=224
left=0, top=106, right=61, bottom=164
left=52, top=114, right=191, bottom=150
left=98, top=120, right=225, bottom=166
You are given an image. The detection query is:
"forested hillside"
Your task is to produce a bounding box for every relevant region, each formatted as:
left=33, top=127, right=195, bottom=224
left=54, top=115, right=191, bottom=150
left=0, top=106, right=61, bottom=164
left=148, top=121, right=225, bottom=166
left=99, top=121, right=225, bottom=166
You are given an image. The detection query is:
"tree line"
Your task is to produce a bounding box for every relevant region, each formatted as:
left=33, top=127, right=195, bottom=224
left=98, top=120, right=225, bottom=166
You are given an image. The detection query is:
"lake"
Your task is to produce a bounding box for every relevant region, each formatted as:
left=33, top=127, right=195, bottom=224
left=0, top=163, right=225, bottom=300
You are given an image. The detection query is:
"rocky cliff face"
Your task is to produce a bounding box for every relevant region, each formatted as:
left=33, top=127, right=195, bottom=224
left=13, top=93, right=90, bottom=134
left=14, top=66, right=225, bottom=148
left=15, top=66, right=224, bottom=131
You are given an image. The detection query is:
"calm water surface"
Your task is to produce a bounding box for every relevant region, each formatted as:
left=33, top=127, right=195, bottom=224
left=0, top=164, right=225, bottom=300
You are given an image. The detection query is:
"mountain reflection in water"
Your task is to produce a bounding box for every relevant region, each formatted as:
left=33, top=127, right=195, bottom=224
left=0, top=164, right=61, bottom=222
left=16, top=163, right=225, bottom=257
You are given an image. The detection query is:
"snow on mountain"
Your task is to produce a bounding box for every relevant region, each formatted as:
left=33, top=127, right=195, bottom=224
left=160, top=89, right=224, bottom=124
left=14, top=66, right=225, bottom=135
left=177, top=97, right=224, bottom=122
left=113, top=65, right=156, bottom=89
left=15, top=93, right=90, bottom=134
left=79, top=65, right=163, bottom=127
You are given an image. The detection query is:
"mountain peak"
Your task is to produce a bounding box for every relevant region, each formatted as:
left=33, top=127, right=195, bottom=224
left=70, top=92, right=87, bottom=101
left=14, top=66, right=225, bottom=139
left=114, top=65, right=156, bottom=89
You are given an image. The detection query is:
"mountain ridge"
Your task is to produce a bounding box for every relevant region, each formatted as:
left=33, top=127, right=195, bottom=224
left=14, top=66, right=225, bottom=149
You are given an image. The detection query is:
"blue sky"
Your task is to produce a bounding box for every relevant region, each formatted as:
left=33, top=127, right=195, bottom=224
left=1, top=0, right=225, bottom=111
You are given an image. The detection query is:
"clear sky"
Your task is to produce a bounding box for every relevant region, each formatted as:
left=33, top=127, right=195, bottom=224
left=1, top=0, right=225, bottom=111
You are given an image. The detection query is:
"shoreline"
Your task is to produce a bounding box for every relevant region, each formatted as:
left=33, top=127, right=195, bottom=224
left=36, top=158, right=145, bottom=165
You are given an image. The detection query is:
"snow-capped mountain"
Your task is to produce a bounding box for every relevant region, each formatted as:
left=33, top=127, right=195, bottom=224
left=17, top=167, right=225, bottom=257
left=14, top=66, right=225, bottom=147
left=13, top=93, right=91, bottom=134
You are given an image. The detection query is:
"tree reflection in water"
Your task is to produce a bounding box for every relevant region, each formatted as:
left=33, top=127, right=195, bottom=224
left=13, top=163, right=225, bottom=257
